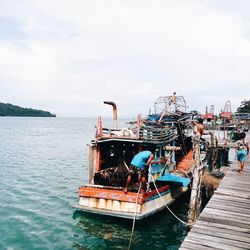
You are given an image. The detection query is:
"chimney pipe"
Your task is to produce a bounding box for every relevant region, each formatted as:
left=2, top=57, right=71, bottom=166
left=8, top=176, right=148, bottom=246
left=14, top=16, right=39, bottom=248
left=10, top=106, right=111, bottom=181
left=103, top=101, right=117, bottom=129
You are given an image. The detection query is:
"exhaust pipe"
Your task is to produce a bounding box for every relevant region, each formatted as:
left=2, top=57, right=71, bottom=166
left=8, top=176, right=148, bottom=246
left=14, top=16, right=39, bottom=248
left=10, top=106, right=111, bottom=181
left=104, top=101, right=117, bottom=129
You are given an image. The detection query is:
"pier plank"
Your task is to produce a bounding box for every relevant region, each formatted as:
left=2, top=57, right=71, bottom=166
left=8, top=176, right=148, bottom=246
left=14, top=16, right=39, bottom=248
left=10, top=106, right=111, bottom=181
left=220, top=177, right=249, bottom=182
left=203, top=207, right=250, bottom=219
left=187, top=231, right=250, bottom=249
left=210, top=193, right=250, bottom=204
left=216, top=182, right=249, bottom=189
left=180, top=241, right=218, bottom=250
left=214, top=189, right=250, bottom=198
left=194, top=220, right=250, bottom=233
left=200, top=211, right=250, bottom=229
left=218, top=183, right=249, bottom=190
left=206, top=202, right=250, bottom=214
left=194, top=222, right=250, bottom=237
left=184, top=234, right=246, bottom=250
left=220, top=181, right=249, bottom=186
left=191, top=225, right=250, bottom=243
left=220, top=180, right=249, bottom=185
left=207, top=201, right=250, bottom=211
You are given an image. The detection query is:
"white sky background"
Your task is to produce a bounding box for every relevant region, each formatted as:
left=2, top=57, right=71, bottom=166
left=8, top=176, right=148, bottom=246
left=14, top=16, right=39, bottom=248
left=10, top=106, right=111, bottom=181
left=0, top=0, right=250, bottom=118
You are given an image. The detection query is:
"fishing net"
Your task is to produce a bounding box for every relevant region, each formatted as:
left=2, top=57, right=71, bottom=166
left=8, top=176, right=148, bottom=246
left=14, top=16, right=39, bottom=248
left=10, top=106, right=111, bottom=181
left=94, top=164, right=145, bottom=188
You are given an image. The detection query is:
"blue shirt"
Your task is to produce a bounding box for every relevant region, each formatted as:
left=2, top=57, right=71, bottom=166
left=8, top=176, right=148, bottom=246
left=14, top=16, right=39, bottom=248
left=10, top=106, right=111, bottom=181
left=131, top=151, right=152, bottom=169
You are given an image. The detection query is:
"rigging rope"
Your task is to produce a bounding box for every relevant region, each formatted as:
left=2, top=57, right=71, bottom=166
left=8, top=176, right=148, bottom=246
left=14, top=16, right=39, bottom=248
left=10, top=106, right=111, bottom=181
left=128, top=184, right=141, bottom=250
left=152, top=178, right=195, bottom=226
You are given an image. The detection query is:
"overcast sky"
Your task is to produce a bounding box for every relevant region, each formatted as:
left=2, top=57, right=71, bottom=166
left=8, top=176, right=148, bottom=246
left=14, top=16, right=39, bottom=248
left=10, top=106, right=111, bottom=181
left=0, top=0, right=250, bottom=118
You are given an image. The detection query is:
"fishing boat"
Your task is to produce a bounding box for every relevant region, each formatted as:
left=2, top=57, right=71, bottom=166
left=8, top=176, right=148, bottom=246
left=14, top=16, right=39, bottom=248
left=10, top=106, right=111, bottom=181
left=73, top=96, right=195, bottom=219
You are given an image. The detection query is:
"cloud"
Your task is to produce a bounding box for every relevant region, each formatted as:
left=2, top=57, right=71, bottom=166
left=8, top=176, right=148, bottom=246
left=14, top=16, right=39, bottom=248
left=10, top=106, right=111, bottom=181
left=0, top=0, right=250, bottom=117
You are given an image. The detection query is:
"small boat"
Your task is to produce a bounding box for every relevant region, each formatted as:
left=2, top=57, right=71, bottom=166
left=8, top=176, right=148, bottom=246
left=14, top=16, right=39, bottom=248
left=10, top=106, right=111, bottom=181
left=73, top=96, right=195, bottom=219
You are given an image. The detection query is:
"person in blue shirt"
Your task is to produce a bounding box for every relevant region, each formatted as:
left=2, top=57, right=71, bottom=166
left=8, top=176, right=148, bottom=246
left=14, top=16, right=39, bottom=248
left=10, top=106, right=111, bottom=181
left=124, top=149, right=154, bottom=193
left=236, top=132, right=249, bottom=173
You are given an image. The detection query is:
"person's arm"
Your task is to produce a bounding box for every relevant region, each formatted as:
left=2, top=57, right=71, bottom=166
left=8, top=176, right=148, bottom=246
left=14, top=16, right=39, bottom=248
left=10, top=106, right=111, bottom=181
left=202, top=130, right=213, bottom=136
left=246, top=142, right=249, bottom=155
left=146, top=154, right=154, bottom=167
left=235, top=141, right=239, bottom=158
left=192, top=121, right=197, bottom=126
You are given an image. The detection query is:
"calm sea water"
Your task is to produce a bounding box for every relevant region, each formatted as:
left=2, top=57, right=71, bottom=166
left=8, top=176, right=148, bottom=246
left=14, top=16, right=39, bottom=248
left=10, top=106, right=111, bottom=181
left=0, top=117, right=189, bottom=250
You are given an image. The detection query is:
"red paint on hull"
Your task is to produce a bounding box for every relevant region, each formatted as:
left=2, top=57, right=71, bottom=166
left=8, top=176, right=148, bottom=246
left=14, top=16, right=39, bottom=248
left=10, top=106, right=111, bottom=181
left=78, top=184, right=171, bottom=204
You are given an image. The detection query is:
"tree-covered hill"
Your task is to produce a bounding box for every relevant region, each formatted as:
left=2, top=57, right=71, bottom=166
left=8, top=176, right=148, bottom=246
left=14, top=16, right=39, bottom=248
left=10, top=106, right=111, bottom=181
left=0, top=102, right=56, bottom=117
left=237, top=99, right=250, bottom=113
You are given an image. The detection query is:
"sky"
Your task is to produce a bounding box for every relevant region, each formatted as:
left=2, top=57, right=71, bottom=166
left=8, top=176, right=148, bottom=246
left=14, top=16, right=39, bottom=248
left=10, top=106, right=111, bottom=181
left=0, top=0, right=250, bottom=118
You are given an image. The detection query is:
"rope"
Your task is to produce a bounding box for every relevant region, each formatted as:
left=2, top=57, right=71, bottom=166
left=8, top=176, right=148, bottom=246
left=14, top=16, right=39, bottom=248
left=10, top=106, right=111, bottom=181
left=152, top=179, right=195, bottom=226
left=123, top=160, right=131, bottom=173
left=128, top=184, right=141, bottom=250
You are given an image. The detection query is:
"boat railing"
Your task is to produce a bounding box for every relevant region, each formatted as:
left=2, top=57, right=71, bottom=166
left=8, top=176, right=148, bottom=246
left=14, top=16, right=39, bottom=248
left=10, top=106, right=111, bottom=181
left=139, top=125, right=176, bottom=141
left=99, top=127, right=137, bottom=138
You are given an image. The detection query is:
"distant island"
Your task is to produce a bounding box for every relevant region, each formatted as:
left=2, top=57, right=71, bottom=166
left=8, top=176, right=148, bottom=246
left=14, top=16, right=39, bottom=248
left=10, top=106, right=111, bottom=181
left=0, top=102, right=56, bottom=117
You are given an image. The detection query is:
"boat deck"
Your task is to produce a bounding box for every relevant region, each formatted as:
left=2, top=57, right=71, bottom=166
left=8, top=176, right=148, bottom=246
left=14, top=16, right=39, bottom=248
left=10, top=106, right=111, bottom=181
left=180, top=157, right=250, bottom=250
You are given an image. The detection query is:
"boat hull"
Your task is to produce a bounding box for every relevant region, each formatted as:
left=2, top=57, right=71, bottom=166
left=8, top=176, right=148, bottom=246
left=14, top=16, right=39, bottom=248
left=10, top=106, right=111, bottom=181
left=73, top=185, right=189, bottom=220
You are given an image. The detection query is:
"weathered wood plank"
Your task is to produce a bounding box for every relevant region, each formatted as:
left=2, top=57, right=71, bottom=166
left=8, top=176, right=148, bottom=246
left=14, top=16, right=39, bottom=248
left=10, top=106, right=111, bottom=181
left=194, top=223, right=250, bottom=238
left=195, top=220, right=250, bottom=233
left=206, top=202, right=250, bottom=214
left=220, top=177, right=249, bottom=183
left=215, top=189, right=250, bottom=199
left=200, top=211, right=250, bottom=229
left=221, top=177, right=250, bottom=182
left=217, top=184, right=249, bottom=192
left=185, top=234, right=245, bottom=250
left=207, top=203, right=250, bottom=212
left=216, top=177, right=249, bottom=183
left=210, top=193, right=250, bottom=204
left=227, top=174, right=250, bottom=177
left=218, top=182, right=249, bottom=189
left=180, top=241, right=217, bottom=250
left=209, top=195, right=250, bottom=204
left=187, top=231, right=250, bottom=249
left=207, top=198, right=250, bottom=208
left=202, top=207, right=250, bottom=219
left=220, top=181, right=249, bottom=187
left=220, top=181, right=249, bottom=186
left=219, top=184, right=249, bottom=190
left=201, top=207, right=250, bottom=221
left=191, top=225, right=250, bottom=243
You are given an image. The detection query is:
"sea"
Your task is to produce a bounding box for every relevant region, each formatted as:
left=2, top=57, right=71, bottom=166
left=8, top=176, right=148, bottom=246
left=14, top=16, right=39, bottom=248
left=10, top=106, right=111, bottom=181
left=0, top=117, right=190, bottom=250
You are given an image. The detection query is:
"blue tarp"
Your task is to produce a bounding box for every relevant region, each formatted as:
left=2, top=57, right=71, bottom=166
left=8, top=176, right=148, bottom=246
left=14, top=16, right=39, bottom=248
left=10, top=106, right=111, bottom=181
left=156, top=173, right=190, bottom=187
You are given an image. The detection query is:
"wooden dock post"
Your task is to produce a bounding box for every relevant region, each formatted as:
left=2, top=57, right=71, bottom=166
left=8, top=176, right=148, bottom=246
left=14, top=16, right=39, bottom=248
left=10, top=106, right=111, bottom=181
left=188, top=134, right=203, bottom=229
left=211, top=133, right=218, bottom=171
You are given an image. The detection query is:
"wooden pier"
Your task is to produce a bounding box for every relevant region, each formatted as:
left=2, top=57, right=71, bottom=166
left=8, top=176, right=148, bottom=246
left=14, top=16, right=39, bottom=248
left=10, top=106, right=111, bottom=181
left=180, top=157, right=250, bottom=249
